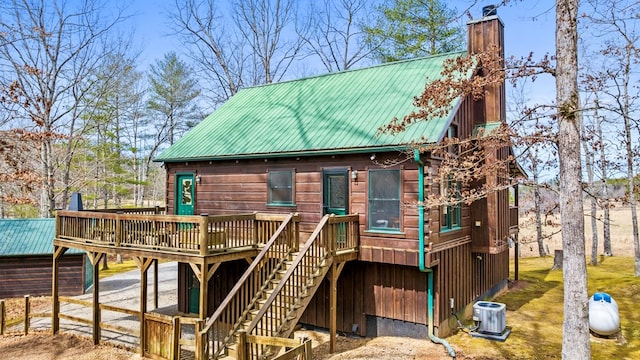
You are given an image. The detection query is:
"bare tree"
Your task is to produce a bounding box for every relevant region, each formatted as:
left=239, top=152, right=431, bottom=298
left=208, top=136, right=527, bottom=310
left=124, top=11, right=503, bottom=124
left=556, top=0, right=591, bottom=357
left=232, top=0, right=304, bottom=84
left=585, top=0, right=639, bottom=272
left=298, top=0, right=375, bottom=72
left=595, top=101, right=613, bottom=256
left=172, top=0, right=304, bottom=107
left=0, top=0, right=127, bottom=217
left=581, top=101, right=599, bottom=265
left=171, top=0, right=246, bottom=106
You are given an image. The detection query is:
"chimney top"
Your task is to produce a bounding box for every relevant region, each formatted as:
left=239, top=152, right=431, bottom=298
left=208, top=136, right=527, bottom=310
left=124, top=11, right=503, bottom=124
left=482, top=5, right=497, bottom=17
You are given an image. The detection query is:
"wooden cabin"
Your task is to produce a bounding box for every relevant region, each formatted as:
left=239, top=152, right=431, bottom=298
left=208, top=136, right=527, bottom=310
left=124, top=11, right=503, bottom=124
left=0, top=219, right=87, bottom=298
left=155, top=13, right=521, bottom=339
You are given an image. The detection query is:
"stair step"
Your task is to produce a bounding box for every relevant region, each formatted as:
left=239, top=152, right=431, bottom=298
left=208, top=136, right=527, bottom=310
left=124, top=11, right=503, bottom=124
left=263, top=288, right=311, bottom=301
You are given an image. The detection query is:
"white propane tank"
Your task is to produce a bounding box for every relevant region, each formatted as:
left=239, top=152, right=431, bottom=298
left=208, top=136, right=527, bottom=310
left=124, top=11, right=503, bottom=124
left=588, top=292, right=620, bottom=336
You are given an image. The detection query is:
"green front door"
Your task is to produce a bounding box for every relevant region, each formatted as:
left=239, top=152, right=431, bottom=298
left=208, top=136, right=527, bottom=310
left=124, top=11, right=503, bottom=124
left=175, top=173, right=195, bottom=216
left=323, top=170, right=348, bottom=215
left=324, top=170, right=348, bottom=244
left=176, top=173, right=198, bottom=312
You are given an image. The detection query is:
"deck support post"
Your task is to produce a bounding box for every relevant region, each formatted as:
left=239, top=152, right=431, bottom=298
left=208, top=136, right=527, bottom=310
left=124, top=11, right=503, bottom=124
left=189, top=261, right=221, bottom=319
left=86, top=251, right=104, bottom=344
left=199, top=262, right=208, bottom=320
left=52, top=245, right=68, bottom=334
left=153, top=259, right=159, bottom=309
left=135, top=256, right=154, bottom=356
left=329, top=261, right=346, bottom=353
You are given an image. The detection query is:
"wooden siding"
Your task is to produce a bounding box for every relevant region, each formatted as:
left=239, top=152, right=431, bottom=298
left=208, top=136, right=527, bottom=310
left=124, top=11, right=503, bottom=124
left=0, top=255, right=85, bottom=298
left=300, top=245, right=508, bottom=337
left=166, top=154, right=426, bottom=262
left=300, top=261, right=427, bottom=336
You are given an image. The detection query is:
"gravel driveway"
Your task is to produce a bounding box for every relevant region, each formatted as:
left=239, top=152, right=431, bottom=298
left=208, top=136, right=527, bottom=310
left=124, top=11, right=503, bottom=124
left=28, top=261, right=179, bottom=348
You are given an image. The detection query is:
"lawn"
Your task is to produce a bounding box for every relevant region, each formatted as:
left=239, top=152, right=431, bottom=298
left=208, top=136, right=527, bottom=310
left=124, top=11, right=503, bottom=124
left=446, top=256, right=640, bottom=359
left=2, top=257, right=640, bottom=359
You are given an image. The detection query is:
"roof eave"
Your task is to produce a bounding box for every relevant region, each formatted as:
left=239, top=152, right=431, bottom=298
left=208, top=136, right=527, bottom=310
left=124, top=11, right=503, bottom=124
left=155, top=144, right=434, bottom=164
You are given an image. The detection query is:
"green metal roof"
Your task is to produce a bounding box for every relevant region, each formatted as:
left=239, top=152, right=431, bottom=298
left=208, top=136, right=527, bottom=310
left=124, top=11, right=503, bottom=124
left=473, top=122, right=503, bottom=138
left=0, top=219, right=81, bottom=256
left=156, top=51, right=468, bottom=162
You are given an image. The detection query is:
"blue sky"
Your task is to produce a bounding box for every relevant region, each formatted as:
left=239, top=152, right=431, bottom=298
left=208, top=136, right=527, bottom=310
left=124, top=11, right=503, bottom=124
left=124, top=0, right=558, bottom=108
left=127, top=0, right=557, bottom=69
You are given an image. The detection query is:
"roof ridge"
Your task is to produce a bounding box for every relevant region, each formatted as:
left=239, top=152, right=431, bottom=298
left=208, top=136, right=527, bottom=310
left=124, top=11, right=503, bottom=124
left=244, top=50, right=468, bottom=91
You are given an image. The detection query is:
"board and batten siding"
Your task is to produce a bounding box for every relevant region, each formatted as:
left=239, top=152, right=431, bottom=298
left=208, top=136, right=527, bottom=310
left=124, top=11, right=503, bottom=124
left=0, top=255, right=85, bottom=298
left=299, top=261, right=428, bottom=337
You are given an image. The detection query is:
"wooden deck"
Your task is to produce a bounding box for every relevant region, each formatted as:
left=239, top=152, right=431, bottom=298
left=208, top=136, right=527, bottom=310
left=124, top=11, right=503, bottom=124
left=52, top=208, right=358, bottom=359
left=54, top=210, right=297, bottom=263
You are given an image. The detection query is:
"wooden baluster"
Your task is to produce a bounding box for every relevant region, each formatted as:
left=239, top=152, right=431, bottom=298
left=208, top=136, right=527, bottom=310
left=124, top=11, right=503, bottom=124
left=115, top=212, right=122, bottom=247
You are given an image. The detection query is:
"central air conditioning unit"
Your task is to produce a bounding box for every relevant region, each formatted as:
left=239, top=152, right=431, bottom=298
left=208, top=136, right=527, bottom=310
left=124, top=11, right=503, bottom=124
left=470, top=301, right=511, bottom=341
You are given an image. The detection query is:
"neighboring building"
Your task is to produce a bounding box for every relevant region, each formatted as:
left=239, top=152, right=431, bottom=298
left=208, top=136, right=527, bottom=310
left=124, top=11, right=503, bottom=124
left=155, top=14, right=522, bottom=337
left=0, top=219, right=88, bottom=298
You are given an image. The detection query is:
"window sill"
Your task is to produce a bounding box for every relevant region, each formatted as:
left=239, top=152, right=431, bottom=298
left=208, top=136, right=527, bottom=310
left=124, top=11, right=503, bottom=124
left=364, top=230, right=406, bottom=238
left=266, top=203, right=297, bottom=208
left=440, top=226, right=462, bottom=234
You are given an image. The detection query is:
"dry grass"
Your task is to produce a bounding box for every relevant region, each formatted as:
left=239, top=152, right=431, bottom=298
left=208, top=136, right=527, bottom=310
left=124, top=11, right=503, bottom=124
left=517, top=206, right=636, bottom=258
left=446, top=256, right=640, bottom=359
left=2, top=208, right=640, bottom=359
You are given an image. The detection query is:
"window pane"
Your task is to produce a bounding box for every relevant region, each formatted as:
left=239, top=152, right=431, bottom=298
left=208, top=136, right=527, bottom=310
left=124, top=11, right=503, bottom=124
left=269, top=171, right=293, bottom=204
left=368, top=170, right=400, bottom=230
left=328, top=175, right=346, bottom=209
left=181, top=179, right=193, bottom=205
left=441, top=176, right=461, bottom=230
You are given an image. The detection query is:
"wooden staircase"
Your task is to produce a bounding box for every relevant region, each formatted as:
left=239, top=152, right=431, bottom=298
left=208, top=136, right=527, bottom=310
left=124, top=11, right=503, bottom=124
left=200, top=214, right=359, bottom=360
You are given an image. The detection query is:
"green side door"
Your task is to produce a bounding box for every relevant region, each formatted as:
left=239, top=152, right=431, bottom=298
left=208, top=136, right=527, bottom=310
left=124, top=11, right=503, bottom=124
left=175, top=173, right=198, bottom=313
left=175, top=173, right=195, bottom=216
left=324, top=170, right=349, bottom=244
left=323, top=170, right=348, bottom=215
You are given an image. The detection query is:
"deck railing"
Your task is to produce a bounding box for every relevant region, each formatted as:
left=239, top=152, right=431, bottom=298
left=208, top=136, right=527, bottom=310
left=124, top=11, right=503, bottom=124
left=82, top=206, right=167, bottom=215
left=200, top=214, right=359, bottom=359
left=201, top=213, right=300, bottom=359
left=55, top=211, right=294, bottom=256
left=247, top=215, right=331, bottom=338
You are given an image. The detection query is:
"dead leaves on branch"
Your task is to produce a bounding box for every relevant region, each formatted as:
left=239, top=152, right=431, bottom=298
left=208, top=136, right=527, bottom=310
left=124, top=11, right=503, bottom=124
left=0, top=130, right=44, bottom=205
left=376, top=45, right=539, bottom=209
left=379, top=45, right=505, bottom=135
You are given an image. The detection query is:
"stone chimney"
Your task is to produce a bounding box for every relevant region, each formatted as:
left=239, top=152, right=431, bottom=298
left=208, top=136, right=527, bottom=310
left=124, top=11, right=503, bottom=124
left=467, top=7, right=505, bottom=124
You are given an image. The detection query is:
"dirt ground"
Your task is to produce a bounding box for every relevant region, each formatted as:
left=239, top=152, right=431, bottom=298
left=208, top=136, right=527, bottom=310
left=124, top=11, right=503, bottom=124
left=0, top=330, right=472, bottom=360
left=0, top=332, right=140, bottom=360
left=1, top=207, right=635, bottom=359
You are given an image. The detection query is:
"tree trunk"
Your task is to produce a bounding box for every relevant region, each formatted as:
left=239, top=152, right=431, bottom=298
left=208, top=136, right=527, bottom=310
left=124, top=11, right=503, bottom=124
left=552, top=250, right=563, bottom=270
left=556, top=1, right=591, bottom=358
left=619, top=42, right=640, bottom=276
left=581, top=114, right=598, bottom=265
left=532, top=157, right=546, bottom=257
left=596, top=105, right=612, bottom=256
left=40, top=139, right=56, bottom=218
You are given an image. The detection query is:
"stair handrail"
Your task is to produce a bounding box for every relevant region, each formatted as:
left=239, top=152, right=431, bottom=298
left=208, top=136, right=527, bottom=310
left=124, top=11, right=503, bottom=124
left=244, top=214, right=332, bottom=338
left=200, top=212, right=299, bottom=357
